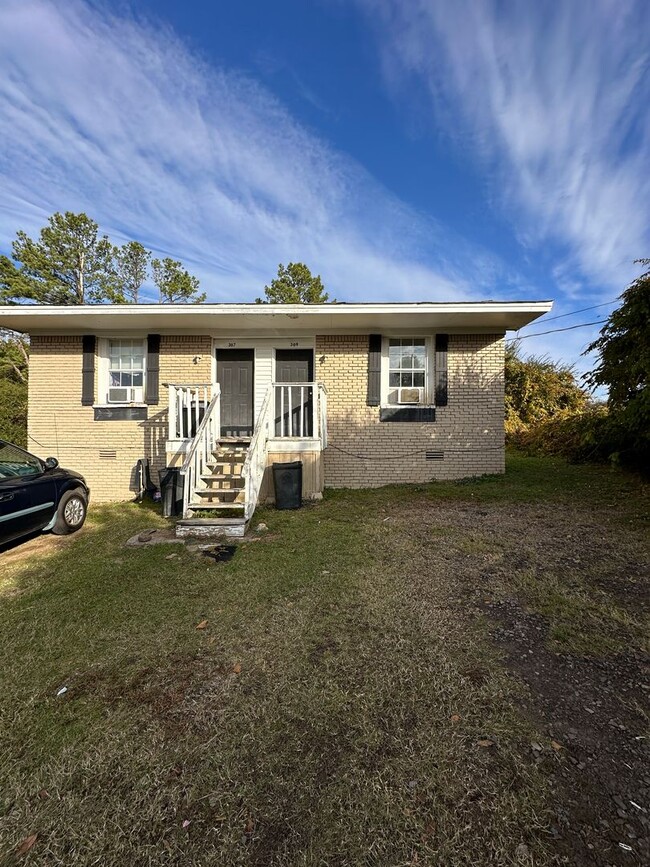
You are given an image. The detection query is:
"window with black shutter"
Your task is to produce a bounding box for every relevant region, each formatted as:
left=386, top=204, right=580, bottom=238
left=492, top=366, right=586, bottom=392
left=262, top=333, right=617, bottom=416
left=366, top=333, right=382, bottom=406
left=81, top=335, right=96, bottom=406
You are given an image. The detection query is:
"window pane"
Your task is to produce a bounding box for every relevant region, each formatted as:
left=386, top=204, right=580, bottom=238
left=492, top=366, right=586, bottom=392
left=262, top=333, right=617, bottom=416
left=0, top=442, right=41, bottom=478
left=110, top=372, right=121, bottom=387
left=132, top=355, right=144, bottom=370
left=402, top=353, right=416, bottom=369
left=133, top=372, right=143, bottom=387
left=386, top=338, right=428, bottom=401
left=413, top=345, right=426, bottom=368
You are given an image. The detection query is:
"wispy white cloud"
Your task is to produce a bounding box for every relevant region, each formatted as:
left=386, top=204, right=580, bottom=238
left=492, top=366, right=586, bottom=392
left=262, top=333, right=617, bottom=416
left=358, top=0, right=650, bottom=293
left=0, top=0, right=512, bottom=303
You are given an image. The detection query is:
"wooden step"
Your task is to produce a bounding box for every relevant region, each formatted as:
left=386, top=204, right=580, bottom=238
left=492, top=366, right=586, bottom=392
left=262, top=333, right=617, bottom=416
left=200, top=474, right=245, bottom=484
left=207, top=455, right=246, bottom=465
left=176, top=517, right=247, bottom=539
left=210, top=460, right=246, bottom=470
left=189, top=501, right=246, bottom=510
left=212, top=449, right=248, bottom=464
left=195, top=488, right=245, bottom=501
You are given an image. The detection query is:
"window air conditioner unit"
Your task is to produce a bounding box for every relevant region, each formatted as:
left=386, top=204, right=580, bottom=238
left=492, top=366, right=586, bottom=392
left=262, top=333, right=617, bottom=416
left=397, top=387, right=423, bottom=404
left=108, top=386, right=143, bottom=404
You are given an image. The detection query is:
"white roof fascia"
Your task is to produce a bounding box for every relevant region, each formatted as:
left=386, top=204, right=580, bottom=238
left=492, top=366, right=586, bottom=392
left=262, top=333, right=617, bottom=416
left=0, top=301, right=554, bottom=336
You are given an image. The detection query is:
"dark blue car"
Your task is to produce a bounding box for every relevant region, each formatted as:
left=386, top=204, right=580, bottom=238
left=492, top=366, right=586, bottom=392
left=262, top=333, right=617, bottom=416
left=0, top=440, right=90, bottom=547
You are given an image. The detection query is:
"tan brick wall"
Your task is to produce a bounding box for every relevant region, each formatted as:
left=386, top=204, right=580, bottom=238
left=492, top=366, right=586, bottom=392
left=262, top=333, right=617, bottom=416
left=28, top=332, right=505, bottom=501
left=316, top=334, right=505, bottom=486
left=28, top=336, right=212, bottom=502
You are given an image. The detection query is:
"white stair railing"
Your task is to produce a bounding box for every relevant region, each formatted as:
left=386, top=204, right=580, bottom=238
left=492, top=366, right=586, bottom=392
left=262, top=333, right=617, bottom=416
left=318, top=382, right=328, bottom=448
left=180, top=384, right=221, bottom=518
left=241, top=384, right=274, bottom=521
left=166, top=383, right=213, bottom=441
left=272, top=381, right=328, bottom=443
left=273, top=382, right=316, bottom=438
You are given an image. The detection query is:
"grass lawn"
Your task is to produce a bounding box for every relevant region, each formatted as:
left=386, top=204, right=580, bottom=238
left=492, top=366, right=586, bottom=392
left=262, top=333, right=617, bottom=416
left=0, top=454, right=648, bottom=866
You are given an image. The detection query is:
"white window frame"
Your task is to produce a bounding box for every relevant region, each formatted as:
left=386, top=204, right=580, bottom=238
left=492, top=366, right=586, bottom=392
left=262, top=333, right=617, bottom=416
left=96, top=337, right=147, bottom=406
left=380, top=335, right=434, bottom=406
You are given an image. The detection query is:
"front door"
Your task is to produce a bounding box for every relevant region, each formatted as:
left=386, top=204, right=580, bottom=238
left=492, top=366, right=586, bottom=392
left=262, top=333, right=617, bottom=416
left=275, top=349, right=314, bottom=437
left=217, top=349, right=254, bottom=437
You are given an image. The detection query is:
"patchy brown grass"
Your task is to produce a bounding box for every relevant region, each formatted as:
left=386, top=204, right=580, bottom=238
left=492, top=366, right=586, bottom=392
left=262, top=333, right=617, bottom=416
left=0, top=455, right=647, bottom=866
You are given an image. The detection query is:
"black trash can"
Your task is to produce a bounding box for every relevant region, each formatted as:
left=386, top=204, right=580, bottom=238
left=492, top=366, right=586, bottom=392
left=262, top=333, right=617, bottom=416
left=272, top=461, right=303, bottom=510
left=159, top=467, right=184, bottom=518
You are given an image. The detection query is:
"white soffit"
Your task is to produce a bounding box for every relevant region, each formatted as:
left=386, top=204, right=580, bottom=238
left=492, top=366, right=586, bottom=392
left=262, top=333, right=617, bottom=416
left=0, top=301, right=553, bottom=335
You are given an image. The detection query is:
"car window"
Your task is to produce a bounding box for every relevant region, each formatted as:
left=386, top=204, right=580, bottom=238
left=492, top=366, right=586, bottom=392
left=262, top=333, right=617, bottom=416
left=0, top=443, right=43, bottom=480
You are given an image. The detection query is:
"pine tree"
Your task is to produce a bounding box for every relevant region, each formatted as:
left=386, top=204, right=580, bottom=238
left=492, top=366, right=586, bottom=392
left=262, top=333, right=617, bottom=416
left=257, top=262, right=329, bottom=303
left=1, top=212, right=114, bottom=304
left=151, top=257, right=205, bottom=303
left=110, top=241, right=151, bottom=303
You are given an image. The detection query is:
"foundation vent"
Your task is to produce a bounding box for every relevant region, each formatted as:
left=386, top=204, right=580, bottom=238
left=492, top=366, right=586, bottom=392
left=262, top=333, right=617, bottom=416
left=425, top=450, right=444, bottom=461
left=99, top=449, right=117, bottom=460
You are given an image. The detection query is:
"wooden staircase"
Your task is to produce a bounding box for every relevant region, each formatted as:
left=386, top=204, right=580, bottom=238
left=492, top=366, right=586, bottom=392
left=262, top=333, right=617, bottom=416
left=176, top=438, right=251, bottom=538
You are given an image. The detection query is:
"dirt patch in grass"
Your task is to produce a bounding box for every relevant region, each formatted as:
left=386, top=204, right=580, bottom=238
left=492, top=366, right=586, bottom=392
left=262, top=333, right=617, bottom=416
left=65, top=648, right=230, bottom=722
left=0, top=532, right=69, bottom=570
left=489, top=599, right=649, bottom=865
left=382, top=496, right=649, bottom=866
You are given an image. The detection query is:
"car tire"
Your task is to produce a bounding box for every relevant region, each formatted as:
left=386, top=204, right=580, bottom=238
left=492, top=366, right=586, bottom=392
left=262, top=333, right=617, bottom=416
left=52, top=489, right=87, bottom=535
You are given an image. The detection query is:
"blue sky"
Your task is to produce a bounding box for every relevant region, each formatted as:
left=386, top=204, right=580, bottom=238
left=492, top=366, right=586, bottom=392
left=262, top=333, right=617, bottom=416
left=0, top=0, right=648, bottom=376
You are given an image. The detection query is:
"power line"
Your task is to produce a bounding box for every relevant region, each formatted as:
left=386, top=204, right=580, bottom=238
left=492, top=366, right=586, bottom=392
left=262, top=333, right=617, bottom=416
left=519, top=298, right=619, bottom=327
left=515, top=319, right=607, bottom=340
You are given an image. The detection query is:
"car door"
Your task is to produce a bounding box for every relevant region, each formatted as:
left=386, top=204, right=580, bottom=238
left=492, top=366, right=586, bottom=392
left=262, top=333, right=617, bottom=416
left=0, top=442, right=55, bottom=544
left=23, top=470, right=57, bottom=532
left=0, top=476, right=33, bottom=545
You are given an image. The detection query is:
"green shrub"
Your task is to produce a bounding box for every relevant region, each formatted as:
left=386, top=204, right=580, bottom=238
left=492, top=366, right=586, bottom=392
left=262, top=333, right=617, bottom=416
left=0, top=376, right=28, bottom=447
left=505, top=342, right=588, bottom=437
left=509, top=405, right=649, bottom=475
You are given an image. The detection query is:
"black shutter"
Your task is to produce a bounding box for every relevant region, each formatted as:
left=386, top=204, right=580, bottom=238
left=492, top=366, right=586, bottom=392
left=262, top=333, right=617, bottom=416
left=145, top=334, right=161, bottom=405
left=435, top=334, right=448, bottom=406
left=367, top=334, right=382, bottom=406
left=81, top=335, right=95, bottom=406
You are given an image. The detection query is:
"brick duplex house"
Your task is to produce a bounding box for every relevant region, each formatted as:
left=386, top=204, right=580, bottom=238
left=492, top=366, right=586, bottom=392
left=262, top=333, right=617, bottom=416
left=0, top=301, right=551, bottom=534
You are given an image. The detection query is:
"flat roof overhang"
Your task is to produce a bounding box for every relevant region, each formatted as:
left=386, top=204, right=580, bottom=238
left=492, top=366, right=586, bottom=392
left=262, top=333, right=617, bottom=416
left=0, top=301, right=553, bottom=336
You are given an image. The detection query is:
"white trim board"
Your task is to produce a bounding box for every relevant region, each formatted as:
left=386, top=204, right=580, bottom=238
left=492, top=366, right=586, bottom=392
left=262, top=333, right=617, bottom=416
left=266, top=438, right=321, bottom=453
left=0, top=301, right=554, bottom=335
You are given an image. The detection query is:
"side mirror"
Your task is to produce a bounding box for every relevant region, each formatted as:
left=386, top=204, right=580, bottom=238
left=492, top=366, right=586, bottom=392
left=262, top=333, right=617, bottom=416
left=44, top=457, right=59, bottom=470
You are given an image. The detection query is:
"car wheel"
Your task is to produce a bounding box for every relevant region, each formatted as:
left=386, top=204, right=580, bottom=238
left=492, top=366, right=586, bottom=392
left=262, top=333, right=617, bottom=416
left=52, top=489, right=87, bottom=535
